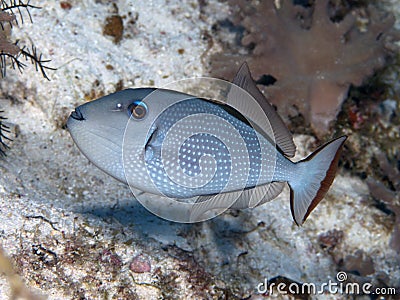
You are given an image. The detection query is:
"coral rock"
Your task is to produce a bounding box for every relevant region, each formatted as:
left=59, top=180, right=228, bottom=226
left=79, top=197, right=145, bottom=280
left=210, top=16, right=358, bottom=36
left=210, top=0, right=399, bottom=136
left=130, top=255, right=151, bottom=273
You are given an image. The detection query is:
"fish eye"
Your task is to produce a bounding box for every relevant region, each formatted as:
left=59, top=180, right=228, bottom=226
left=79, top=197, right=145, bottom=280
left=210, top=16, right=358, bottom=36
left=128, top=100, right=148, bottom=120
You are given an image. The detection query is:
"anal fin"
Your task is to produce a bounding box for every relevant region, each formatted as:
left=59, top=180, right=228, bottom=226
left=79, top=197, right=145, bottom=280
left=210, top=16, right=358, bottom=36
left=190, top=182, right=285, bottom=221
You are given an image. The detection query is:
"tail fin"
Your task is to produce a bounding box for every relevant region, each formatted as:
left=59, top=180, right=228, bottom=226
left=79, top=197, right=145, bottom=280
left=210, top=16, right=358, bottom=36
left=288, top=136, right=347, bottom=225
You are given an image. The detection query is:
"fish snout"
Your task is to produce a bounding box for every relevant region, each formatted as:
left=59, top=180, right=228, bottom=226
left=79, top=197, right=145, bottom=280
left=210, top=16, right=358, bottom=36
left=70, top=107, right=85, bottom=121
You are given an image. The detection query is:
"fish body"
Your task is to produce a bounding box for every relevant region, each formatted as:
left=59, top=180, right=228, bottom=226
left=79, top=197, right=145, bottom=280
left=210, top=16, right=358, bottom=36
left=130, top=95, right=281, bottom=196
left=68, top=63, right=346, bottom=224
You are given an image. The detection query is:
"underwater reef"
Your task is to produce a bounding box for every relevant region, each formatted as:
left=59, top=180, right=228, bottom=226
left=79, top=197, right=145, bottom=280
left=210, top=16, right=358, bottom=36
left=0, top=0, right=399, bottom=298
left=209, top=0, right=399, bottom=136
left=367, top=150, right=400, bottom=253
left=0, top=1, right=54, bottom=156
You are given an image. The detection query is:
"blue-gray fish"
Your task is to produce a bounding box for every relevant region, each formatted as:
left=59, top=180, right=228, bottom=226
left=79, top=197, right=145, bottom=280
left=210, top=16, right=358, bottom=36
left=67, top=63, right=346, bottom=224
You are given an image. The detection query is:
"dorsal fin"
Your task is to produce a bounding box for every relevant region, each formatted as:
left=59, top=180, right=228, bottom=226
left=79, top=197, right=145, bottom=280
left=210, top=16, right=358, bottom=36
left=231, top=63, right=296, bottom=157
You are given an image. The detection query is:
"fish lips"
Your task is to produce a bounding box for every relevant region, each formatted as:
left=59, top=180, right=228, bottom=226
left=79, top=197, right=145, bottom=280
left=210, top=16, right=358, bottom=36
left=69, top=107, right=85, bottom=121
left=67, top=105, right=87, bottom=133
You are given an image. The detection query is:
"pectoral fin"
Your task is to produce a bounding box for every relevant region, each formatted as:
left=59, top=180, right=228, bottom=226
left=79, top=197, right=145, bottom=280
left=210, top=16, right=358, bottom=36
left=144, top=125, right=160, bottom=162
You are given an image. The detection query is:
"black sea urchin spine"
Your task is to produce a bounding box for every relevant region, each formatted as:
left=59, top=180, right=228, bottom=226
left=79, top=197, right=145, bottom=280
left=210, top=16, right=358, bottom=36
left=0, top=111, right=11, bottom=156
left=0, top=1, right=55, bottom=79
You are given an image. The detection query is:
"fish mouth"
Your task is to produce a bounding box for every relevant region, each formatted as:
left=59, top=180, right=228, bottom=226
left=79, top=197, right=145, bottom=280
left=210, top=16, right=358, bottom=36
left=70, top=107, right=85, bottom=121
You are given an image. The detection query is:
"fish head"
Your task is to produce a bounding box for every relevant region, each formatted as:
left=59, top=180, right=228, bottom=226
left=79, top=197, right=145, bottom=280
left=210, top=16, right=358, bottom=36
left=67, top=87, right=197, bottom=186
left=67, top=88, right=157, bottom=183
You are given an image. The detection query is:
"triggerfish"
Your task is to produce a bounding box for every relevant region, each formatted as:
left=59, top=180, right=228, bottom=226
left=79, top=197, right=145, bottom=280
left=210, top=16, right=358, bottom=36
left=67, top=63, right=346, bottom=224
